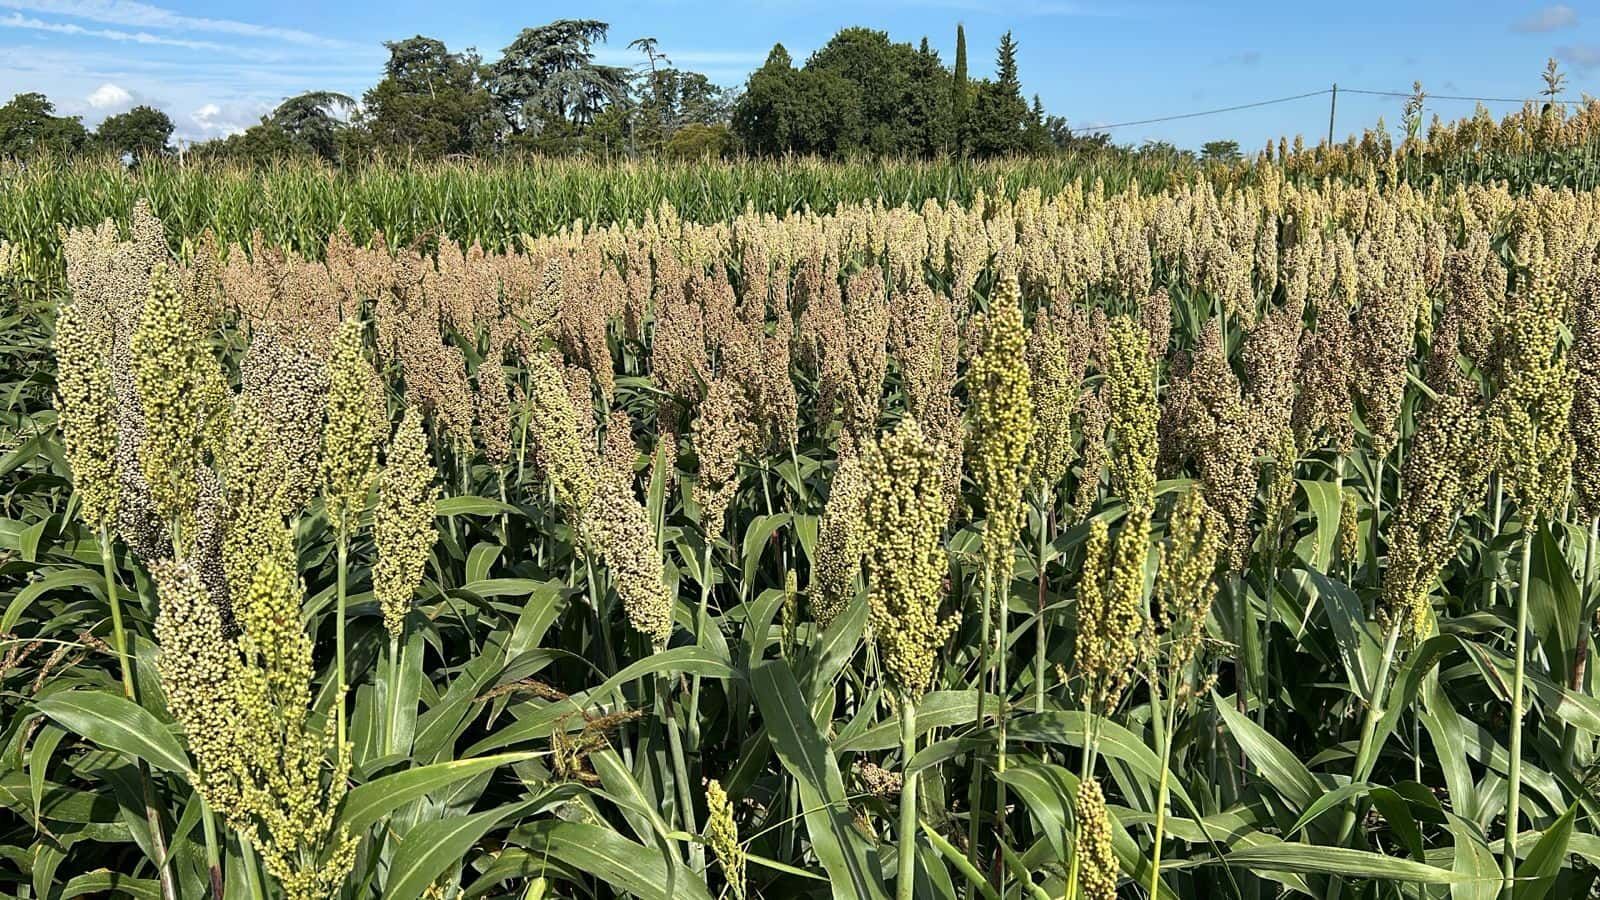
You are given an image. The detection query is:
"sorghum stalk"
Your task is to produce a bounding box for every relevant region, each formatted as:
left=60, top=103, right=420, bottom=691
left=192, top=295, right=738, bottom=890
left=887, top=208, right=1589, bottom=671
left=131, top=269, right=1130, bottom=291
left=686, top=539, right=716, bottom=751
left=896, top=697, right=919, bottom=900
left=1505, top=524, right=1534, bottom=889
left=1148, top=670, right=1180, bottom=900
left=1563, top=516, right=1599, bottom=764
left=335, top=535, right=349, bottom=746
left=1033, top=492, right=1051, bottom=714
left=100, top=526, right=177, bottom=900
left=1331, top=617, right=1402, bottom=855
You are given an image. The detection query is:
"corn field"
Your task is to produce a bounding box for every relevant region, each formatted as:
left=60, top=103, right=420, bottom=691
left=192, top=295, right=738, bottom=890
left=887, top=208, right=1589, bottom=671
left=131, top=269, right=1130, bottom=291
left=10, top=150, right=1600, bottom=900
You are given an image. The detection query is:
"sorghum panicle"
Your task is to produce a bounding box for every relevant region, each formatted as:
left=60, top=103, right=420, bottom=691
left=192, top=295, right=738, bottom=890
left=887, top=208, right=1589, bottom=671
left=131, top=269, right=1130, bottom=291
left=374, top=408, right=440, bottom=642
left=861, top=420, right=959, bottom=700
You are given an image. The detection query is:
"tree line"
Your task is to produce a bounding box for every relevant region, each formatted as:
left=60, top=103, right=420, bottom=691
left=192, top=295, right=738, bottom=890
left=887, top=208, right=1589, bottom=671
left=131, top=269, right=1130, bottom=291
left=0, top=19, right=1144, bottom=164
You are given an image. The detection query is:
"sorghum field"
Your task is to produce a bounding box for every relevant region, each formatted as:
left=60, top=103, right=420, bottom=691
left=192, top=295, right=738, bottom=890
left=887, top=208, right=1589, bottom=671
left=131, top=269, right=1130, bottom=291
left=12, top=108, right=1600, bottom=900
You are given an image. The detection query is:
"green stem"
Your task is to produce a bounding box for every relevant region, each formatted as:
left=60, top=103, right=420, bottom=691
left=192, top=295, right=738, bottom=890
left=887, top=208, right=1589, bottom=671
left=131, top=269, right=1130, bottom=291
left=661, top=673, right=703, bottom=872
left=336, top=533, right=349, bottom=749
left=241, top=837, right=267, bottom=900
left=1148, top=674, right=1180, bottom=900
left=896, top=697, right=920, bottom=900
left=1505, top=521, right=1535, bottom=890
left=687, top=539, right=715, bottom=751
left=385, top=633, right=401, bottom=756
left=201, top=798, right=224, bottom=898
left=1563, top=516, right=1598, bottom=766
left=1034, top=497, right=1052, bottom=715
left=995, top=573, right=1008, bottom=853
left=1327, top=618, right=1402, bottom=900
left=100, top=527, right=177, bottom=900
left=967, top=565, right=994, bottom=873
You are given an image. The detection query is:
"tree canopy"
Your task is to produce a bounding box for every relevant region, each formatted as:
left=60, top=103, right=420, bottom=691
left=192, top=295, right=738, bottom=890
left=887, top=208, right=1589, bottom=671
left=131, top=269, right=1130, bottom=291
left=2, top=19, right=1122, bottom=164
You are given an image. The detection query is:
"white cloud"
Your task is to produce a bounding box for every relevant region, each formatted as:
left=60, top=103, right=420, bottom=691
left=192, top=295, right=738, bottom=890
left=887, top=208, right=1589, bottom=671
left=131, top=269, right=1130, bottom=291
left=0, top=0, right=347, bottom=48
left=1558, top=43, right=1600, bottom=69
left=179, top=98, right=268, bottom=140
left=1513, top=4, right=1578, bottom=33
left=85, top=80, right=129, bottom=107
left=0, top=9, right=257, bottom=52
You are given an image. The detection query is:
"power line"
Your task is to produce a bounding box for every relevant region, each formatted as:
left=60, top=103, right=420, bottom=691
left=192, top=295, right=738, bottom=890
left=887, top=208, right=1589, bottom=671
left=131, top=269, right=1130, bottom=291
left=1091, top=89, right=1330, bottom=130
left=1085, top=84, right=1590, bottom=133
left=1341, top=87, right=1586, bottom=107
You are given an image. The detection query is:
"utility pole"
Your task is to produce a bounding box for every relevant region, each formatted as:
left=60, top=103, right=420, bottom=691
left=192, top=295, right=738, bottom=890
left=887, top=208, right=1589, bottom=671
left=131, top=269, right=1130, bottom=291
left=1327, top=83, right=1338, bottom=147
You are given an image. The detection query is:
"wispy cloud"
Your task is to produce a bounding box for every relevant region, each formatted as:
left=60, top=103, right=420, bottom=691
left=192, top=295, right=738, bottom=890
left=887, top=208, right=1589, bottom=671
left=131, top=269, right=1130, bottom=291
left=0, top=10, right=255, bottom=53
left=0, top=0, right=348, bottom=48
left=1558, top=42, right=1600, bottom=69
left=1216, top=50, right=1262, bottom=66
left=1512, top=4, right=1578, bottom=33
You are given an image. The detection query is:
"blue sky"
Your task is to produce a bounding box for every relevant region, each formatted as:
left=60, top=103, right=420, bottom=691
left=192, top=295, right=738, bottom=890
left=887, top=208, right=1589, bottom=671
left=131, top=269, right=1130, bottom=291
left=2, top=0, right=1597, bottom=148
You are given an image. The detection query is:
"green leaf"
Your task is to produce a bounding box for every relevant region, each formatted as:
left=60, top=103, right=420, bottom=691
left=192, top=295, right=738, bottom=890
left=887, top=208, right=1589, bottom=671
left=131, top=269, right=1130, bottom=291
left=382, top=801, right=532, bottom=900
left=36, top=691, right=189, bottom=775
left=751, top=659, right=888, bottom=900
left=1514, top=801, right=1577, bottom=900
left=1214, top=844, right=1464, bottom=882
left=2, top=568, right=106, bottom=633
left=1297, top=479, right=1341, bottom=571
left=1528, top=524, right=1580, bottom=685
left=340, top=752, right=535, bottom=835
left=1447, top=813, right=1499, bottom=900
left=436, top=496, right=520, bottom=518
left=513, top=820, right=714, bottom=900
left=1214, top=691, right=1321, bottom=809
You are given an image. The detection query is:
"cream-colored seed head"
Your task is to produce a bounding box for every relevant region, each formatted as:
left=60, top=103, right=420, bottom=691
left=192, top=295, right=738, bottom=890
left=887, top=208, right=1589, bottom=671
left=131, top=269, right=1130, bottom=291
left=968, top=276, right=1035, bottom=589
left=321, top=318, right=384, bottom=538
left=374, top=408, right=439, bottom=642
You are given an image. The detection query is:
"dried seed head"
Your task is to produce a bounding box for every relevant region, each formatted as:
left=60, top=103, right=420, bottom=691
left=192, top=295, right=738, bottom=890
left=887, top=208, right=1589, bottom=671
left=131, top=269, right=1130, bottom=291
left=1493, top=248, right=1575, bottom=520
left=152, top=560, right=252, bottom=820
left=1336, top=487, right=1361, bottom=566
left=527, top=350, right=600, bottom=535
left=861, top=419, right=959, bottom=700
left=1292, top=303, right=1354, bottom=453
left=693, top=376, right=747, bottom=540
left=1385, top=390, right=1498, bottom=649
left=374, top=409, right=439, bottom=643
left=812, top=449, right=870, bottom=631
left=1155, top=488, right=1223, bottom=694
left=475, top=333, right=514, bottom=466
left=241, top=334, right=328, bottom=515
left=1573, top=269, right=1600, bottom=519
left=1028, top=300, right=1092, bottom=493
left=131, top=263, right=226, bottom=550
left=585, top=478, right=673, bottom=646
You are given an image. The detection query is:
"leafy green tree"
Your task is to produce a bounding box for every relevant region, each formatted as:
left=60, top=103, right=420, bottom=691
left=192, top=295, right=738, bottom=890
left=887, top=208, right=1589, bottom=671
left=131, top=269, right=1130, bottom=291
left=664, top=123, right=734, bottom=159
left=964, top=32, right=1031, bottom=157
left=268, top=92, right=356, bottom=161
left=906, top=38, right=953, bottom=157
left=734, top=44, right=862, bottom=156
left=1200, top=139, right=1242, bottom=163
left=362, top=36, right=494, bottom=158
left=951, top=24, right=969, bottom=155
left=488, top=20, right=630, bottom=137
left=96, top=105, right=173, bottom=159
left=0, top=93, right=88, bottom=158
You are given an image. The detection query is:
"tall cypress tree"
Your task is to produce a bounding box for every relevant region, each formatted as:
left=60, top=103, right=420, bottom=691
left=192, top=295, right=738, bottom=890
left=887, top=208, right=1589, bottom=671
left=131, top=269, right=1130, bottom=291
left=951, top=24, right=968, bottom=156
